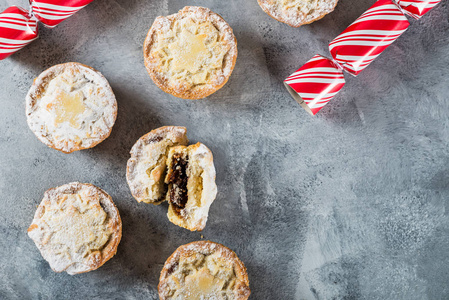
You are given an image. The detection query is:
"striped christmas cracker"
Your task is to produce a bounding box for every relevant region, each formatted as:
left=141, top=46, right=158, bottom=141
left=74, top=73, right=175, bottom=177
left=284, top=0, right=443, bottom=115
left=284, top=55, right=346, bottom=115
left=0, top=6, right=38, bottom=60
left=31, top=0, right=95, bottom=28
left=329, top=0, right=410, bottom=76
left=0, top=0, right=94, bottom=60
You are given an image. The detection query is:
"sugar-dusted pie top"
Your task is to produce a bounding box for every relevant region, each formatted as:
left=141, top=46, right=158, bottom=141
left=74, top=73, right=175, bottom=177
left=159, top=241, right=250, bottom=300
left=26, top=62, right=117, bottom=153
left=258, top=0, right=339, bottom=27
left=144, top=6, right=238, bottom=99
left=27, top=182, right=121, bottom=275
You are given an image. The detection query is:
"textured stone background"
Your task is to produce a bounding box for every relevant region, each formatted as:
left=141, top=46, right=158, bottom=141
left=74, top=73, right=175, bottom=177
left=1, top=0, right=449, bottom=299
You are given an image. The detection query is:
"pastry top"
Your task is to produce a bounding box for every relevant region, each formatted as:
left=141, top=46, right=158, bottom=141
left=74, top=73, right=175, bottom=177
left=159, top=241, right=251, bottom=300
left=27, top=182, right=122, bottom=275
left=257, top=0, right=339, bottom=27
left=26, top=62, right=117, bottom=153
left=166, top=143, right=217, bottom=231
left=144, top=6, right=238, bottom=99
left=126, top=126, right=189, bottom=204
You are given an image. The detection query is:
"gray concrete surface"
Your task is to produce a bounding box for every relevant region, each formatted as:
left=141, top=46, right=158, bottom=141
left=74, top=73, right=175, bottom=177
left=1, top=0, right=449, bottom=299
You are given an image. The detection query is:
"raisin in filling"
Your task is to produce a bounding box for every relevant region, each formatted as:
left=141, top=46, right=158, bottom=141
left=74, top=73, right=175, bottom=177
left=168, top=153, right=189, bottom=213
left=148, top=135, right=163, bottom=143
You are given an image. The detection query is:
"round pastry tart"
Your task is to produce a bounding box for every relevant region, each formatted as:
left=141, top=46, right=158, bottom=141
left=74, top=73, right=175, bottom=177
left=158, top=241, right=251, bottom=299
left=257, top=0, right=339, bottom=27
left=26, top=62, right=117, bottom=153
left=27, top=182, right=122, bottom=275
left=126, top=126, right=217, bottom=231
left=143, top=6, right=238, bottom=99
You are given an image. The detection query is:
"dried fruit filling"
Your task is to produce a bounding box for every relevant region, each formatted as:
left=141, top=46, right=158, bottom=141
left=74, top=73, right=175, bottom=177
left=169, top=154, right=189, bottom=212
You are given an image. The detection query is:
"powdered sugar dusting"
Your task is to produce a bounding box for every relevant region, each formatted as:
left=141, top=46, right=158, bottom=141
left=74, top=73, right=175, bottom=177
left=258, top=0, right=339, bottom=27
left=159, top=241, right=250, bottom=299
left=144, top=6, right=238, bottom=99
left=26, top=63, right=117, bottom=153
left=27, top=182, right=121, bottom=275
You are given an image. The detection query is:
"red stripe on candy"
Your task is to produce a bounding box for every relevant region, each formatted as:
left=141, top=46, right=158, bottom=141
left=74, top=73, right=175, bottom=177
left=0, top=6, right=38, bottom=60
left=284, top=55, right=346, bottom=115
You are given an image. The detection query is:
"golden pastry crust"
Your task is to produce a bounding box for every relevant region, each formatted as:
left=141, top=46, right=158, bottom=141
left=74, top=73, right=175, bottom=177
left=27, top=182, right=122, bottom=275
left=165, top=143, right=217, bottom=231
left=257, top=0, right=339, bottom=27
left=143, top=6, right=238, bottom=100
left=26, top=62, right=117, bottom=154
left=126, top=126, right=189, bottom=204
left=159, top=241, right=251, bottom=300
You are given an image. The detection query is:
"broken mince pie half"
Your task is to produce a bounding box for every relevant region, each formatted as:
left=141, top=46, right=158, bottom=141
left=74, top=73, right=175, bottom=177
left=165, top=143, right=217, bottom=231
left=126, top=126, right=217, bottom=231
left=126, top=126, right=189, bottom=204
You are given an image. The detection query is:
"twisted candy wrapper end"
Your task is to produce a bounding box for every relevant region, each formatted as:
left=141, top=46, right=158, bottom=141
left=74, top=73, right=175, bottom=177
left=329, top=0, right=410, bottom=76
left=30, top=0, right=95, bottom=28
left=0, top=6, right=38, bottom=60
left=0, top=0, right=94, bottom=60
left=396, top=0, right=442, bottom=19
left=284, top=55, right=346, bottom=116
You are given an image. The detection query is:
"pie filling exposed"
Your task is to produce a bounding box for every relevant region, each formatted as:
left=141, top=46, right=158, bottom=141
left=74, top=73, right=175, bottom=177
left=168, top=153, right=189, bottom=213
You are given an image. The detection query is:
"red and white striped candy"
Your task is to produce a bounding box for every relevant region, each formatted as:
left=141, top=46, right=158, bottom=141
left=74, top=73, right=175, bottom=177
left=31, top=0, right=95, bottom=28
left=0, top=6, right=38, bottom=60
left=396, top=0, right=442, bottom=19
left=329, top=0, right=410, bottom=76
left=284, top=55, right=346, bottom=115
